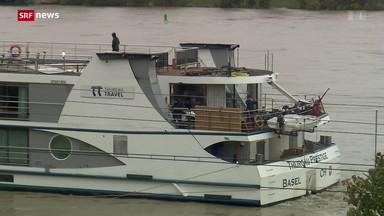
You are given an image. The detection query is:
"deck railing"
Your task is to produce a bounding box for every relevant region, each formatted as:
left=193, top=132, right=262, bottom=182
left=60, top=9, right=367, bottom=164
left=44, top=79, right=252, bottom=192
left=0, top=139, right=332, bottom=167
left=0, top=40, right=201, bottom=74
left=167, top=102, right=316, bottom=132
left=1, top=40, right=176, bottom=58
left=0, top=86, right=317, bottom=133
left=1, top=40, right=276, bottom=77
left=0, top=51, right=90, bottom=74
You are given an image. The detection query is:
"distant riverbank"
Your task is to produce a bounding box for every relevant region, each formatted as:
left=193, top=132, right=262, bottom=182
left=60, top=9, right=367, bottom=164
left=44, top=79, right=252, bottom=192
left=8, top=0, right=384, bottom=10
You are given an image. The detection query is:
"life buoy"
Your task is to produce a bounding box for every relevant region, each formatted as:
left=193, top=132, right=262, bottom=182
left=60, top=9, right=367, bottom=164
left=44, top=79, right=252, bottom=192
left=254, top=115, right=264, bottom=129
left=10, top=45, right=22, bottom=57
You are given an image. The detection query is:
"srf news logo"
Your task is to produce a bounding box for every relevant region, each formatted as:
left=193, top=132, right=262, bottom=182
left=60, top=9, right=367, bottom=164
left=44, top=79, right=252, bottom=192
left=18, top=10, right=59, bottom=21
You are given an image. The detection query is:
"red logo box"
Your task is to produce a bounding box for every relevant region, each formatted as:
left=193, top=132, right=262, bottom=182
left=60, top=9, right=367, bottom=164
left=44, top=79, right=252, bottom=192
left=18, top=10, right=35, bottom=21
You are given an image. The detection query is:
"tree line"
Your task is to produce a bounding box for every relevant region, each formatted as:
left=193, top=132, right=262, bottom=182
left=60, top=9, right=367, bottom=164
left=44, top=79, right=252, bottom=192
left=296, top=0, right=384, bottom=10
left=25, top=0, right=384, bottom=10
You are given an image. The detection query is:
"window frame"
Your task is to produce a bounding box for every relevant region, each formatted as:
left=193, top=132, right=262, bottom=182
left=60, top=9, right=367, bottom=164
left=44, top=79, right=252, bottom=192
left=49, top=135, right=72, bottom=161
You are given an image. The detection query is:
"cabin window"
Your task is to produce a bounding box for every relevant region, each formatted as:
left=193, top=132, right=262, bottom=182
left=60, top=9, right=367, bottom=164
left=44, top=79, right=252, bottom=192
left=49, top=135, right=72, bottom=160
left=0, top=128, right=29, bottom=165
left=0, top=84, right=28, bottom=120
left=0, top=174, right=14, bottom=182
left=156, top=52, right=168, bottom=69
left=113, top=135, right=127, bottom=155
left=205, top=141, right=240, bottom=163
left=257, top=141, right=265, bottom=156
left=289, top=136, right=298, bottom=149
left=175, top=48, right=198, bottom=65
left=170, top=83, right=206, bottom=109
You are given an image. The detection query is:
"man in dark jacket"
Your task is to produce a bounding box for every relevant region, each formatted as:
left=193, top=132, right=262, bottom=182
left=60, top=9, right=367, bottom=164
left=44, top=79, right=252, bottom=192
left=112, top=32, right=120, bottom=52
left=246, top=95, right=257, bottom=111
left=246, top=95, right=258, bottom=125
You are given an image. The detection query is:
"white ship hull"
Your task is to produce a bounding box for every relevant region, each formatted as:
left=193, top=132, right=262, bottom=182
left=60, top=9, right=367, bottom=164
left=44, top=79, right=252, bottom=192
left=0, top=41, right=340, bottom=206
left=0, top=143, right=339, bottom=206
left=0, top=123, right=340, bottom=206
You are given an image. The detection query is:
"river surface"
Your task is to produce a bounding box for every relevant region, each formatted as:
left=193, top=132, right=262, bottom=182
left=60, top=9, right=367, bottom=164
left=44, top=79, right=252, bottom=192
left=1, top=5, right=384, bottom=216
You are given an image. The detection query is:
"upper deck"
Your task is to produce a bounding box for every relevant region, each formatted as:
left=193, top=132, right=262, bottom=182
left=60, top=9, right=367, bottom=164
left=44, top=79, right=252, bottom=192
left=0, top=41, right=326, bottom=134
left=0, top=41, right=274, bottom=79
left=157, top=66, right=272, bottom=77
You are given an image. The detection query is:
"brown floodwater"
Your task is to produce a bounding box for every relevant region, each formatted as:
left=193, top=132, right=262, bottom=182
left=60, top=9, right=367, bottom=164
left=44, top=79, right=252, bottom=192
left=1, top=5, right=384, bottom=215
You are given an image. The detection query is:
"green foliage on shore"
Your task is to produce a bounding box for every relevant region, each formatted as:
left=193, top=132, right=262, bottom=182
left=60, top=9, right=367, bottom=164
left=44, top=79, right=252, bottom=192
left=55, top=0, right=220, bottom=7
left=46, top=0, right=272, bottom=8
left=344, top=153, right=384, bottom=216
left=0, top=0, right=33, bottom=5
left=37, top=0, right=384, bottom=10
left=219, top=0, right=269, bottom=8
left=296, top=0, right=384, bottom=10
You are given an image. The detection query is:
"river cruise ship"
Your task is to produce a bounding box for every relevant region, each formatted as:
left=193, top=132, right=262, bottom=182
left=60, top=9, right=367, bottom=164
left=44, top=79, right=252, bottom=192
left=0, top=41, right=340, bottom=206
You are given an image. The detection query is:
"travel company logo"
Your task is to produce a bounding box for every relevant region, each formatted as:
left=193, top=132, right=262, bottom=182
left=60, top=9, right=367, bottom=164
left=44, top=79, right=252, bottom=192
left=80, top=86, right=135, bottom=100
left=18, top=10, right=59, bottom=21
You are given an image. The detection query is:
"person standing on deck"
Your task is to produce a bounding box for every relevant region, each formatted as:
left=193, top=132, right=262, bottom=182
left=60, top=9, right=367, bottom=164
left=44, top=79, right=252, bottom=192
left=246, top=95, right=258, bottom=113
left=112, top=32, right=120, bottom=52
left=246, top=95, right=258, bottom=125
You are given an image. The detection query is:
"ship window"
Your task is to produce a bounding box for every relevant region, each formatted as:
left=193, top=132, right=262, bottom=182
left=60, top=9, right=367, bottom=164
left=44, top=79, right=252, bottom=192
left=170, top=83, right=206, bottom=109
left=0, top=128, right=29, bottom=166
left=257, top=141, right=265, bottom=155
left=50, top=135, right=72, bottom=160
left=175, top=48, right=198, bottom=65
left=0, top=84, right=28, bottom=120
left=113, top=135, right=127, bottom=155
left=0, top=174, right=14, bottom=182
left=204, top=141, right=240, bottom=163
left=289, top=136, right=298, bottom=149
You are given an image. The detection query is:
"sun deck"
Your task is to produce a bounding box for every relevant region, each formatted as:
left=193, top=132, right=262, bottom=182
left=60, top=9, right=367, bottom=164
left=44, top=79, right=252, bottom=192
left=0, top=57, right=87, bottom=75
left=0, top=40, right=173, bottom=76
left=1, top=40, right=275, bottom=76
left=0, top=55, right=272, bottom=79
left=157, top=66, right=273, bottom=77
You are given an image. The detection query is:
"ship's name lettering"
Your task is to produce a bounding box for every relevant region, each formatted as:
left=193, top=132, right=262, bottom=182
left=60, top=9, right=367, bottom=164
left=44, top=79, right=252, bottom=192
left=286, top=153, right=328, bottom=169
left=320, top=168, right=327, bottom=177
left=104, top=87, right=124, bottom=97
left=51, top=80, right=66, bottom=84
left=283, top=177, right=301, bottom=188
left=320, top=165, right=333, bottom=178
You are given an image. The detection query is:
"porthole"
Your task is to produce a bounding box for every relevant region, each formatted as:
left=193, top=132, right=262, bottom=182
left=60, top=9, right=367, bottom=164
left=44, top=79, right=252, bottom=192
left=49, top=135, right=72, bottom=160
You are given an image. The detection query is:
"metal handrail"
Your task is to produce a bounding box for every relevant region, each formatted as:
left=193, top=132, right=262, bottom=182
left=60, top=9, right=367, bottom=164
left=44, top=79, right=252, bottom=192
left=1, top=40, right=176, bottom=57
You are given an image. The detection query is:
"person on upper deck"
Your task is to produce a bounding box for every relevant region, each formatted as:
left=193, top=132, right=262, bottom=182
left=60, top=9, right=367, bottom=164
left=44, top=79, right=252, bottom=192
left=112, top=32, right=120, bottom=52
left=246, top=95, right=258, bottom=111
